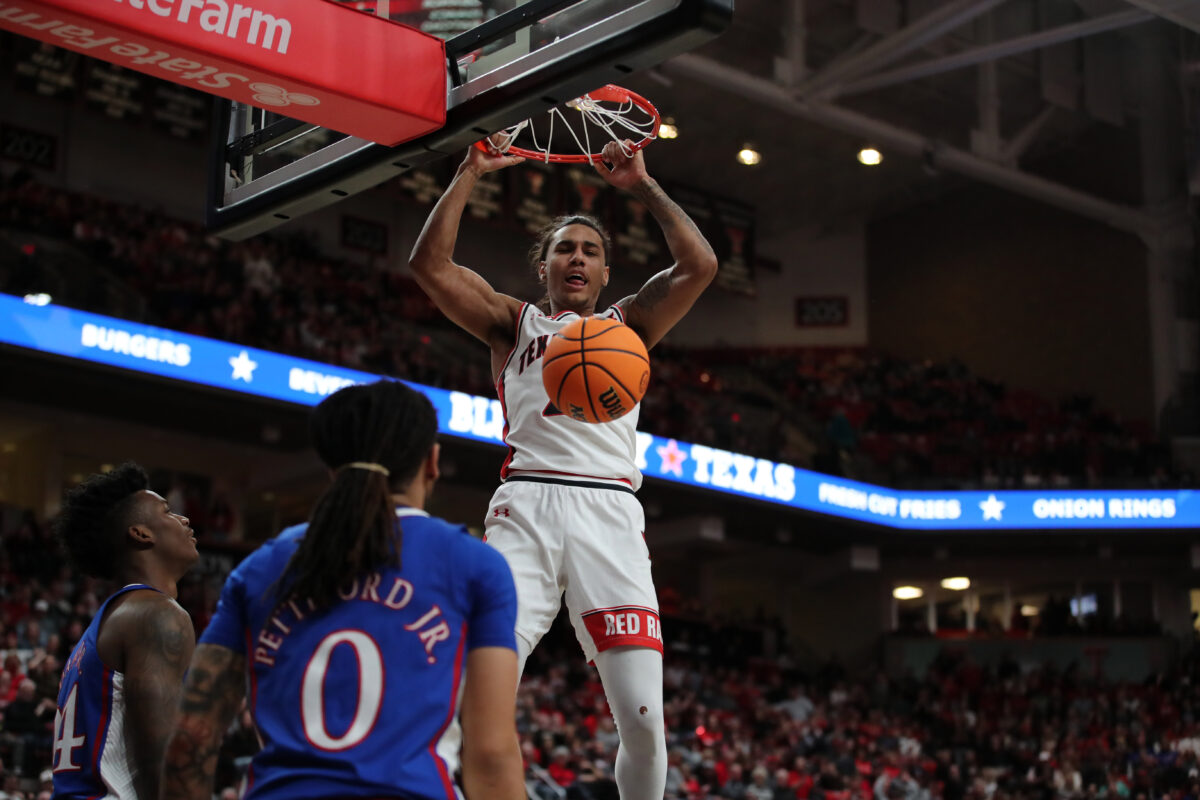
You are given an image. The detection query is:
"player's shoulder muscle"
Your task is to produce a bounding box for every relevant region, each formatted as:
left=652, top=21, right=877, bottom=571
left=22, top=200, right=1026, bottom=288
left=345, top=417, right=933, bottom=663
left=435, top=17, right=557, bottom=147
left=101, top=590, right=193, bottom=671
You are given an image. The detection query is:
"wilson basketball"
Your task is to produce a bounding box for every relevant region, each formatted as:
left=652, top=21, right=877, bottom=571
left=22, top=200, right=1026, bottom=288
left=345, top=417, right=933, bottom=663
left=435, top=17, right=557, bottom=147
left=542, top=317, right=650, bottom=424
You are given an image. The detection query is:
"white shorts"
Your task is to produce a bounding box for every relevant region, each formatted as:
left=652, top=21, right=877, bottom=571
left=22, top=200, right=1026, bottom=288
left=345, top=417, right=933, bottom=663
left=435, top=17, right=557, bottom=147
left=484, top=477, right=662, bottom=662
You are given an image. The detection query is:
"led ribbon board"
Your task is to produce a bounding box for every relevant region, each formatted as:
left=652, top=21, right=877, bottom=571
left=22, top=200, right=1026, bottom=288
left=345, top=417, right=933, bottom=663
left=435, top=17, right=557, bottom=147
left=1, top=293, right=1195, bottom=530
left=0, top=0, right=445, bottom=145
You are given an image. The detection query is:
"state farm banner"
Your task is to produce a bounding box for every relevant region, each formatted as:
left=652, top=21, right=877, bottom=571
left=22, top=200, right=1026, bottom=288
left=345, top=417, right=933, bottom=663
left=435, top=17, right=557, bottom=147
left=0, top=0, right=446, bottom=145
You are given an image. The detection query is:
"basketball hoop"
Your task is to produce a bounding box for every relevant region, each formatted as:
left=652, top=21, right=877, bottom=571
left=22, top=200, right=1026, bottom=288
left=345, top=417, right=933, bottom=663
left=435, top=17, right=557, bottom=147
left=476, top=85, right=660, bottom=164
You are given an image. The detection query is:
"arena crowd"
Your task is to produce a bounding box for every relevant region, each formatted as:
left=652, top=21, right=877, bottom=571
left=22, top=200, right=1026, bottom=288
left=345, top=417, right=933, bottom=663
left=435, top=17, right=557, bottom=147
left=0, top=506, right=1195, bottom=800
left=0, top=173, right=1187, bottom=492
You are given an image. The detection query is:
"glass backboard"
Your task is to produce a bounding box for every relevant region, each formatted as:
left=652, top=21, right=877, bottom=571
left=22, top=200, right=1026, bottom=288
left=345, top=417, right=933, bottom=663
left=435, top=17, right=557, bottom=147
left=207, top=0, right=733, bottom=240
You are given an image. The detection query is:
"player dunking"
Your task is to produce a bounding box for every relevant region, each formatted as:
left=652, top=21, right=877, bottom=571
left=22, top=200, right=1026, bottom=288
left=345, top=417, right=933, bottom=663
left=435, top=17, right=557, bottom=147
left=52, top=462, right=199, bottom=800
left=164, top=380, right=524, bottom=800
left=409, top=139, right=718, bottom=800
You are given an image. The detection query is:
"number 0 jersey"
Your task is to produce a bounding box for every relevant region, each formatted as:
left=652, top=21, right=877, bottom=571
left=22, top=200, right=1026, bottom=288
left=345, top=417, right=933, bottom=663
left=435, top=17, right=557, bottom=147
left=52, top=583, right=158, bottom=800
left=497, top=303, right=642, bottom=489
left=199, top=508, right=517, bottom=800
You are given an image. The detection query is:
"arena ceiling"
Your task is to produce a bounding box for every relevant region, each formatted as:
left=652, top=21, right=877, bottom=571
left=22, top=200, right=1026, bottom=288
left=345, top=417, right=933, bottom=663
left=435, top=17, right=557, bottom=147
left=617, top=0, right=1200, bottom=239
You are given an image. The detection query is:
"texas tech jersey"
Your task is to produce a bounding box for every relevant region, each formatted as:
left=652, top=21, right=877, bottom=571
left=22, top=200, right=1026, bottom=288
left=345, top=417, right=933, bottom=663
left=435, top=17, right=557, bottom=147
left=497, top=303, right=642, bottom=490
left=52, top=584, right=158, bottom=800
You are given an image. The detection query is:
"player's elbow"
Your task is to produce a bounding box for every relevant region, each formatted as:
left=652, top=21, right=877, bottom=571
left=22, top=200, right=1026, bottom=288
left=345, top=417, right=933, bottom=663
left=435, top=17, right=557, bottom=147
left=463, top=731, right=520, bottom=770
left=463, top=749, right=520, bottom=778
left=462, top=737, right=524, bottom=800
left=691, top=252, right=718, bottom=285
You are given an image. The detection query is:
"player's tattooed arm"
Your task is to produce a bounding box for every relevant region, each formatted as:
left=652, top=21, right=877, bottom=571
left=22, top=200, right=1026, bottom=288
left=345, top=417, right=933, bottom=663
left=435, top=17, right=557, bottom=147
left=617, top=178, right=717, bottom=349
left=164, top=644, right=247, bottom=800
left=592, top=140, right=715, bottom=347
left=630, top=270, right=672, bottom=312
left=118, top=596, right=195, bottom=800
left=630, top=178, right=709, bottom=257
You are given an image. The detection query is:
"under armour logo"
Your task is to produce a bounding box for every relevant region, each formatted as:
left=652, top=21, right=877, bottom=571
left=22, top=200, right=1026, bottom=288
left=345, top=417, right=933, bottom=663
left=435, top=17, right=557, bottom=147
left=249, top=82, right=320, bottom=108
left=493, top=507, right=510, bottom=517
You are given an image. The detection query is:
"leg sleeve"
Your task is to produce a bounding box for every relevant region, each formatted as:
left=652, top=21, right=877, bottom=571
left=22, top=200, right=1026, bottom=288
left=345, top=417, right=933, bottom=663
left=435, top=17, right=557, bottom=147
left=592, top=645, right=667, bottom=800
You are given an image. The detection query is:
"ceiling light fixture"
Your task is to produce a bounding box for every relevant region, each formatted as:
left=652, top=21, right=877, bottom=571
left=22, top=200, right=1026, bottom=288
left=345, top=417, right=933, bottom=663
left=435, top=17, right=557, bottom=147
left=659, top=118, right=678, bottom=140
left=736, top=145, right=761, bottom=166
left=941, top=577, right=971, bottom=591
left=857, top=147, right=883, bottom=166
left=893, top=586, right=924, bottom=600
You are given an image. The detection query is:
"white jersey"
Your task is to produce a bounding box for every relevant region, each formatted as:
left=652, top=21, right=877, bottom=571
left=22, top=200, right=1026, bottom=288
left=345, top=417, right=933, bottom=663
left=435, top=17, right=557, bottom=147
left=496, top=303, right=642, bottom=490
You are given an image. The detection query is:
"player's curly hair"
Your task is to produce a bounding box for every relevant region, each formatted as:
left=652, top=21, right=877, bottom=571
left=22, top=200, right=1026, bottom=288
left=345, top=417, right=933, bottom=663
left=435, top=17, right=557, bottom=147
left=278, top=379, right=438, bottom=609
left=528, top=214, right=613, bottom=312
left=55, top=462, right=150, bottom=580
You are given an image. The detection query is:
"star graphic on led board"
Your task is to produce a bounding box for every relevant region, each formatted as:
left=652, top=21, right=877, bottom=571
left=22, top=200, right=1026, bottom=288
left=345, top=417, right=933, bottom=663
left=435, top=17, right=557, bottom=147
left=229, top=350, right=258, bottom=382
left=656, top=439, right=687, bottom=477
left=979, top=494, right=1006, bottom=521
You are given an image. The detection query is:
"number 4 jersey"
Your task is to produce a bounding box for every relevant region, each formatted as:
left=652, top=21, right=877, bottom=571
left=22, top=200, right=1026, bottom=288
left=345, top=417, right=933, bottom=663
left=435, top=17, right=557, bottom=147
left=199, top=507, right=517, bottom=800
left=52, top=583, right=161, bottom=800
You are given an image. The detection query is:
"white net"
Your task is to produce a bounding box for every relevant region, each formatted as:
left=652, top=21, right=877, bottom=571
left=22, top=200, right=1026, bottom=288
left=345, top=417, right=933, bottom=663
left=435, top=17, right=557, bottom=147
left=484, top=85, right=659, bottom=163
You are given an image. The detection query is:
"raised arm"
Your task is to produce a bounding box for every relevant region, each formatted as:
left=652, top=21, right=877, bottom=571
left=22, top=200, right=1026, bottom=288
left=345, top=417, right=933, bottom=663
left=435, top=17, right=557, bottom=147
left=408, top=146, right=526, bottom=352
left=112, top=595, right=195, bottom=800
left=163, top=644, right=247, bottom=800
left=597, top=141, right=718, bottom=349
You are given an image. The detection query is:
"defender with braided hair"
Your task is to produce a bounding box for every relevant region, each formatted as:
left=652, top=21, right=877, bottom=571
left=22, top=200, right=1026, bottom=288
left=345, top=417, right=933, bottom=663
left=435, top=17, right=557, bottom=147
left=52, top=462, right=198, bottom=800
left=164, top=380, right=523, bottom=800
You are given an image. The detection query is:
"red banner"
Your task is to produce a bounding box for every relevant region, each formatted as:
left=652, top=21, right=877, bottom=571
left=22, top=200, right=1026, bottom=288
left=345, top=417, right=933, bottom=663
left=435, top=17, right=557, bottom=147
left=0, top=0, right=446, bottom=146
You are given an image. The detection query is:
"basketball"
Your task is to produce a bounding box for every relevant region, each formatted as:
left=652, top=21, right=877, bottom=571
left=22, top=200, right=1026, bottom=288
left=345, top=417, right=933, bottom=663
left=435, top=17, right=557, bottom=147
left=542, top=317, right=650, bottom=424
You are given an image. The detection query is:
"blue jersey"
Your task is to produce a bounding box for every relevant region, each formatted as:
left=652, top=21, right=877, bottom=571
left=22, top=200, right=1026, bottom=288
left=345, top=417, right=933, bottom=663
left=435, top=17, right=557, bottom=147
left=200, top=508, right=517, bottom=800
left=52, top=583, right=159, bottom=800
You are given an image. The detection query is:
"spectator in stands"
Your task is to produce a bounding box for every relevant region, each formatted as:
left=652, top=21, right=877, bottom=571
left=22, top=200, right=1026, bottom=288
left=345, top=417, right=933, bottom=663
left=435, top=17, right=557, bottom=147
left=0, top=769, right=24, bottom=800
left=1, top=680, right=54, bottom=776
left=0, top=658, right=23, bottom=702
left=570, top=759, right=619, bottom=800
left=776, top=683, right=815, bottom=722
left=22, top=654, right=56, bottom=707
left=746, top=765, right=773, bottom=800
left=14, top=617, right=44, bottom=652
left=875, top=770, right=921, bottom=800
left=769, top=768, right=794, bottom=800
left=718, top=762, right=747, bottom=799
left=549, top=745, right=578, bottom=788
